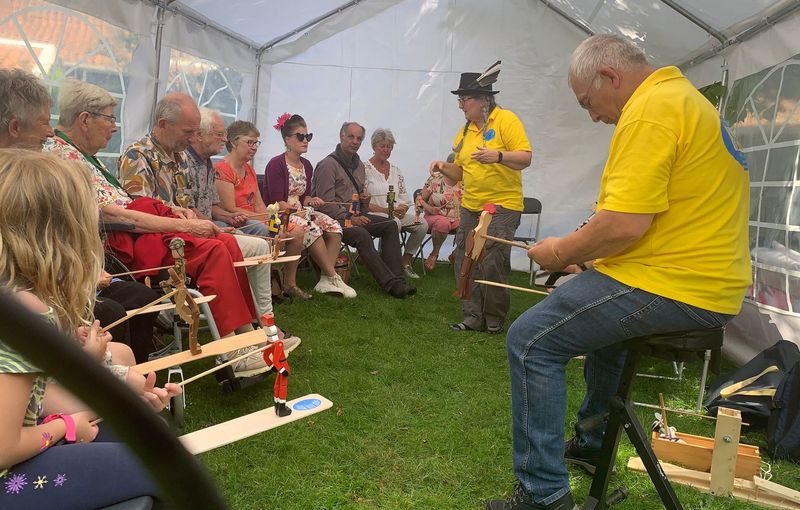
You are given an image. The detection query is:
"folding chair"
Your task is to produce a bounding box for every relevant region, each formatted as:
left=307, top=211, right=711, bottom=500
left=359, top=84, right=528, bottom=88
left=514, top=197, right=542, bottom=285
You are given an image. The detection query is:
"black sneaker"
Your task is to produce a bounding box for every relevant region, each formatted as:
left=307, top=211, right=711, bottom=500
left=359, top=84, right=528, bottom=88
left=485, top=485, right=578, bottom=510
left=389, top=282, right=416, bottom=298
left=564, top=436, right=613, bottom=475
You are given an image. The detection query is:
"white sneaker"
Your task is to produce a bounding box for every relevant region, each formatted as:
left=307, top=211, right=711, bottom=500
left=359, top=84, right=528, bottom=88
left=280, top=335, right=301, bottom=354
left=229, top=345, right=271, bottom=378
left=403, top=265, right=420, bottom=279
left=332, top=274, right=357, bottom=298
left=314, top=275, right=344, bottom=295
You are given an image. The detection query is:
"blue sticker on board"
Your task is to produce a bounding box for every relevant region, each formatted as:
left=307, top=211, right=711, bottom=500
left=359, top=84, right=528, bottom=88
left=293, top=398, right=322, bottom=411
left=483, top=129, right=496, bottom=141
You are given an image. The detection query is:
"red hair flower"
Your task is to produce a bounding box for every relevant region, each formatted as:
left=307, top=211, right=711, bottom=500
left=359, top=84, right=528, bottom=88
left=274, top=112, right=291, bottom=131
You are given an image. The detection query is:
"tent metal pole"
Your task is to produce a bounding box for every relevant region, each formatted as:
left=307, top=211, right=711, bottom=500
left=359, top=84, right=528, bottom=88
left=536, top=0, right=594, bottom=36
left=679, top=0, right=800, bottom=69
left=151, top=1, right=167, bottom=125
left=659, top=0, right=726, bottom=45
left=159, top=2, right=259, bottom=51
left=718, top=59, right=729, bottom=114
left=259, top=0, right=361, bottom=52
left=253, top=51, right=262, bottom=123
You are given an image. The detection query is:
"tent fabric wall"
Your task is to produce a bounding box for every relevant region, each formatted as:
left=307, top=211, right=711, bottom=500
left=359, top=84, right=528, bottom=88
left=258, top=0, right=610, bottom=271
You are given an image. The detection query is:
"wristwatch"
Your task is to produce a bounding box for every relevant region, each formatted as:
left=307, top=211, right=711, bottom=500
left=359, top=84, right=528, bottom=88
left=497, top=151, right=504, bottom=163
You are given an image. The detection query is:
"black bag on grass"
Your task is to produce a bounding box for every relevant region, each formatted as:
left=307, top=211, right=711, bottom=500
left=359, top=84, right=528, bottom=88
left=767, top=359, right=800, bottom=462
left=705, top=340, right=800, bottom=423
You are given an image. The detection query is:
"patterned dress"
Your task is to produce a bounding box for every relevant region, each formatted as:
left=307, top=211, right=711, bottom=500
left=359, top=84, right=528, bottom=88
left=422, top=173, right=463, bottom=233
left=285, top=159, right=342, bottom=248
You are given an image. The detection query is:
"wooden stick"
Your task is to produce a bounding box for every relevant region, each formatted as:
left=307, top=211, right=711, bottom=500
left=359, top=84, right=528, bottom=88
left=109, top=265, right=173, bottom=278
left=633, top=402, right=750, bottom=426
left=475, top=280, right=550, bottom=296
left=90, top=417, right=103, bottom=426
left=659, top=392, right=672, bottom=438
left=480, top=233, right=532, bottom=250
left=177, top=345, right=270, bottom=387
left=233, top=253, right=299, bottom=268
left=100, top=289, right=178, bottom=334
left=233, top=232, right=289, bottom=242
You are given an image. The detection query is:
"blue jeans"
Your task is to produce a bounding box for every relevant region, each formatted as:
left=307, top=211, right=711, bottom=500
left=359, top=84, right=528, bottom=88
left=214, top=219, right=270, bottom=237
left=0, top=426, right=159, bottom=509
left=506, top=270, right=732, bottom=505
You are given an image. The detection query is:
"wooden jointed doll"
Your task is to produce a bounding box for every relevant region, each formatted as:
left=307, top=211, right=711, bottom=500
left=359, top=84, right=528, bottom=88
left=261, top=313, right=292, bottom=417
left=386, top=184, right=396, bottom=219
left=345, top=192, right=361, bottom=227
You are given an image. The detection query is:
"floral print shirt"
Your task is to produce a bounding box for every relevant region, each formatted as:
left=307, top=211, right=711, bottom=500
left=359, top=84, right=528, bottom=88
left=423, top=173, right=463, bottom=220
left=43, top=135, right=132, bottom=209
left=119, top=133, right=193, bottom=208
left=183, top=146, right=221, bottom=219
left=286, top=160, right=307, bottom=207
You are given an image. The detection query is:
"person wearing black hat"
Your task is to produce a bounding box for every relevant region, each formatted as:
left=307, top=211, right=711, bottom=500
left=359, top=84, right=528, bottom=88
left=429, top=68, right=532, bottom=334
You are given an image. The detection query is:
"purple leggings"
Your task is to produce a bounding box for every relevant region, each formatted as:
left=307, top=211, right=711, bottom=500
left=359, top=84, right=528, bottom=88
left=0, top=428, right=160, bottom=509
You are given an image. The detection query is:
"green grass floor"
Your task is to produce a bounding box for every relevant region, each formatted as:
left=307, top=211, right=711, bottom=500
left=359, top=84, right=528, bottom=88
left=172, top=261, right=800, bottom=509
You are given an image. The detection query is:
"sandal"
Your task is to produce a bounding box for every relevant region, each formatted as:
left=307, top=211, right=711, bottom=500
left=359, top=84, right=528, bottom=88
left=449, top=322, right=476, bottom=332
left=284, top=286, right=312, bottom=300
left=486, top=324, right=504, bottom=334
left=424, top=254, right=437, bottom=271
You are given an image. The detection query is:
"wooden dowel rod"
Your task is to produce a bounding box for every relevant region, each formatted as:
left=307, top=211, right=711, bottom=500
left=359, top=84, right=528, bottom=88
left=178, top=345, right=270, bottom=387
left=100, top=289, right=178, bottom=334
left=632, top=402, right=749, bottom=426
left=480, top=234, right=532, bottom=250
left=475, top=280, right=550, bottom=296
left=109, top=265, right=173, bottom=278
left=659, top=392, right=672, bottom=438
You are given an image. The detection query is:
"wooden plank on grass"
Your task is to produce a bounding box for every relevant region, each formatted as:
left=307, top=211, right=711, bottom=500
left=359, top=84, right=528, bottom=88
left=180, top=394, right=333, bottom=454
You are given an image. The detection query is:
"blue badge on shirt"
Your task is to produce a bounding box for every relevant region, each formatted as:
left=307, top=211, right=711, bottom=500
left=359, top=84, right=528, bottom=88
left=720, top=117, right=748, bottom=171
left=483, top=129, right=496, bottom=141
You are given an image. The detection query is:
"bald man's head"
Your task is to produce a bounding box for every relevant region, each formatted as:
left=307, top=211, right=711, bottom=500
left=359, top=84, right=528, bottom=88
left=152, top=92, right=200, bottom=153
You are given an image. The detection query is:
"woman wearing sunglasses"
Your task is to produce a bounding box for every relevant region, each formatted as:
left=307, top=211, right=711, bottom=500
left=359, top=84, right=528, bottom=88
left=263, top=114, right=356, bottom=299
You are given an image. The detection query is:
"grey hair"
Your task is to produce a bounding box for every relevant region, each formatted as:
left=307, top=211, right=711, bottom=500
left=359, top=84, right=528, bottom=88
left=569, top=34, right=649, bottom=86
left=0, top=68, right=50, bottom=129
left=225, top=120, right=259, bottom=152
left=154, top=95, right=185, bottom=124
left=198, top=107, right=222, bottom=134
left=340, top=121, right=365, bottom=138
left=370, top=128, right=396, bottom=148
left=57, top=78, right=117, bottom=127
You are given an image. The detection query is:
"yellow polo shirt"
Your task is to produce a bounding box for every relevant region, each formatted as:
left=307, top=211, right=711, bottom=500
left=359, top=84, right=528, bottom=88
left=594, top=66, right=751, bottom=315
left=453, top=107, right=531, bottom=212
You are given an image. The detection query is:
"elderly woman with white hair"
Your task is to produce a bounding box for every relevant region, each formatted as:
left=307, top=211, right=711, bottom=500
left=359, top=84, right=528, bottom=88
left=42, top=79, right=167, bottom=363
left=364, top=128, right=428, bottom=279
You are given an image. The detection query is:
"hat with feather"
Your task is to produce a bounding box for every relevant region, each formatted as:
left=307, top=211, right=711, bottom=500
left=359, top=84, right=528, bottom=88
left=450, top=60, right=501, bottom=96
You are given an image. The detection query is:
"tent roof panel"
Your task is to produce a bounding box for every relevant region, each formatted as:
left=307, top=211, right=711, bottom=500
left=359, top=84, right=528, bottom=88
left=174, top=0, right=347, bottom=46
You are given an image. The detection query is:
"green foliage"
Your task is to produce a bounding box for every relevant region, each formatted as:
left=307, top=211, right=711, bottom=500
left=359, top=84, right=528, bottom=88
left=175, top=266, right=799, bottom=509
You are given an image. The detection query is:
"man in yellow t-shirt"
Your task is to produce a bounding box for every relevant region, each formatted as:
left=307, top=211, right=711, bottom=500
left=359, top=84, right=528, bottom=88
left=430, top=70, right=532, bottom=334
left=487, top=35, right=751, bottom=510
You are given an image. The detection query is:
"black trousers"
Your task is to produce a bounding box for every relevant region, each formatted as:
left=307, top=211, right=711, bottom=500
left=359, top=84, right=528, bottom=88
left=341, top=213, right=405, bottom=293
left=95, top=281, right=161, bottom=364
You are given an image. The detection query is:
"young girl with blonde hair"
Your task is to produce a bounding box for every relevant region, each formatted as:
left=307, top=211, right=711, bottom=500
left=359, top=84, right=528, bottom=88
left=0, top=149, right=174, bottom=508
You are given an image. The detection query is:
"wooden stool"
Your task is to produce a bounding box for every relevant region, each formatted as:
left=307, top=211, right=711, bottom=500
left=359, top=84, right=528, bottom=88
left=582, top=328, right=724, bottom=510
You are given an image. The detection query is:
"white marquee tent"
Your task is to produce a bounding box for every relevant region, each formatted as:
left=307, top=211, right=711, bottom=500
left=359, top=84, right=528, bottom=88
left=2, top=0, right=799, bottom=364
